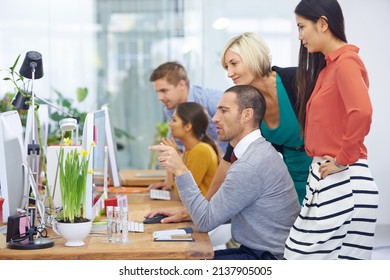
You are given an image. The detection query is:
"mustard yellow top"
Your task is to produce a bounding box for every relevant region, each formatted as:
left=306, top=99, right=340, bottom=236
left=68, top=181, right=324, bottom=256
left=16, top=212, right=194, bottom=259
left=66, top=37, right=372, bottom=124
left=174, top=142, right=218, bottom=197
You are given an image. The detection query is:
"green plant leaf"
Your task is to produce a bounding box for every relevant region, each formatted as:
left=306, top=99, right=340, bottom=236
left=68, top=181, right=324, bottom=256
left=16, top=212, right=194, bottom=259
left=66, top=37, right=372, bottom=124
left=76, top=87, right=88, bottom=102
left=61, top=98, right=72, bottom=108
left=50, top=112, right=63, bottom=121
left=156, top=122, right=169, bottom=138
left=10, top=54, right=21, bottom=72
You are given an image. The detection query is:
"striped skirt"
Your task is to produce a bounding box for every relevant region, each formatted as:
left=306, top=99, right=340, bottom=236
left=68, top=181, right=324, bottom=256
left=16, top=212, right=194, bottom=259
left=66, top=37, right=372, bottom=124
left=284, top=157, right=379, bottom=260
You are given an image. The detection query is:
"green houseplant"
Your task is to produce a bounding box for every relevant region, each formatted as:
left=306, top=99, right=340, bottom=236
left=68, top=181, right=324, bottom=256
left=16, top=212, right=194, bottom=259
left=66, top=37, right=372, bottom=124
left=148, top=121, right=169, bottom=169
left=57, top=137, right=94, bottom=223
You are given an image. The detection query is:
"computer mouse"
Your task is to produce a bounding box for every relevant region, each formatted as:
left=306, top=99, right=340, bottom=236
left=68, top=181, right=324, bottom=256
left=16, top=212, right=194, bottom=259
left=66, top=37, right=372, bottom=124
left=143, top=214, right=168, bottom=224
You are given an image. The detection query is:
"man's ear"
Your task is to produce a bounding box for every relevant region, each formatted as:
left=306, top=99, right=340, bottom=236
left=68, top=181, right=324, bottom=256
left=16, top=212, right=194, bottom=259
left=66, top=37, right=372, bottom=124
left=242, top=108, right=254, bottom=123
left=177, top=79, right=187, bottom=89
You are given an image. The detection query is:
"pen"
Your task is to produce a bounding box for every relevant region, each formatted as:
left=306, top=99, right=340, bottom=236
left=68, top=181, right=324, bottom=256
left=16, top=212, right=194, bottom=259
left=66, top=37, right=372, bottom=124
left=170, top=234, right=192, bottom=239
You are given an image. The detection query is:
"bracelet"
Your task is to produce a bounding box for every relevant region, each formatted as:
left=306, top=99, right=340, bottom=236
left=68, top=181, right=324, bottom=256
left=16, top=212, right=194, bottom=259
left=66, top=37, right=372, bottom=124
left=334, top=158, right=348, bottom=169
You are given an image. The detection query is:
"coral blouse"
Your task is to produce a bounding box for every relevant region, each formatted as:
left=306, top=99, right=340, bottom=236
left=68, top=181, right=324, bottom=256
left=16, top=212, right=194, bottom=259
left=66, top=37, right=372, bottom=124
left=304, top=44, right=372, bottom=166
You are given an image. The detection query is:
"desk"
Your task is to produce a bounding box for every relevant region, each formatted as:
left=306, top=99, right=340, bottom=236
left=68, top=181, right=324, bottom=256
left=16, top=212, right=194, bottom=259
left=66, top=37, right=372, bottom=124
left=0, top=192, right=214, bottom=260
left=119, top=169, right=166, bottom=186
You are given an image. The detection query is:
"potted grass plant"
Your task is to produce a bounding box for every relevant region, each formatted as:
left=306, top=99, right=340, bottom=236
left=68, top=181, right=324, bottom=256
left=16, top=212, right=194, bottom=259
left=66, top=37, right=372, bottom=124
left=51, top=137, right=95, bottom=246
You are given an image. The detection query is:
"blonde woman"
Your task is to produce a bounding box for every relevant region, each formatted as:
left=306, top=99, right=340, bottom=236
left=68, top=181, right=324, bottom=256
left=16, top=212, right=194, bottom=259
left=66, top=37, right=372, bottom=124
left=211, top=32, right=312, bottom=205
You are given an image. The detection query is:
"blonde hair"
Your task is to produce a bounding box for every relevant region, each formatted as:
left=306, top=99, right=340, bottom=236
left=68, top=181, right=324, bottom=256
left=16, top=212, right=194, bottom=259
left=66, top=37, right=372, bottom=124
left=221, top=32, right=272, bottom=77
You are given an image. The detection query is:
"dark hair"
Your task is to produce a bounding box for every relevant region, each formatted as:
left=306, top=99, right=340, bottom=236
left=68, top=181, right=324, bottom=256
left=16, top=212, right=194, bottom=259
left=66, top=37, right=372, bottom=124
left=295, top=0, right=347, bottom=131
left=175, top=102, right=220, bottom=159
left=224, top=85, right=266, bottom=126
left=149, top=61, right=190, bottom=88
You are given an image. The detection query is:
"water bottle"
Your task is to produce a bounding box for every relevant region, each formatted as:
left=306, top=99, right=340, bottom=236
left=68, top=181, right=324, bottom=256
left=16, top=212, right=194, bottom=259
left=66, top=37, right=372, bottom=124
left=113, top=206, right=121, bottom=242
left=106, top=206, right=114, bottom=242
left=121, top=207, right=128, bottom=243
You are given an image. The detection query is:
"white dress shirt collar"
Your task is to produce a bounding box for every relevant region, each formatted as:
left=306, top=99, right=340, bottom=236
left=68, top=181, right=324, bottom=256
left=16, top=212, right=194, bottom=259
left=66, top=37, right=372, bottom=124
left=233, top=129, right=261, bottom=159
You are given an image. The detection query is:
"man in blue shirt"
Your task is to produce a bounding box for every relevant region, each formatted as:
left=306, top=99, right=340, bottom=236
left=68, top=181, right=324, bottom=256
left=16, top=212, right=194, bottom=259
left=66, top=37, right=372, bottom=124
left=149, top=61, right=227, bottom=152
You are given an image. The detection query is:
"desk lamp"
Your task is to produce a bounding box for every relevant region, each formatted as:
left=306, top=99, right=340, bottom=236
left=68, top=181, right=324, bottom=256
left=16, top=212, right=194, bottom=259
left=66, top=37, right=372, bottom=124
left=12, top=54, right=80, bottom=146
left=7, top=51, right=55, bottom=249
left=19, top=51, right=43, bottom=183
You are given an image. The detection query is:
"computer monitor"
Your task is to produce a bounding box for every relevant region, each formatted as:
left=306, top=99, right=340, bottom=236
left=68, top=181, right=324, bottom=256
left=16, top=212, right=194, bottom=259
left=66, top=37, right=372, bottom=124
left=82, top=110, right=107, bottom=220
left=1, top=110, right=54, bottom=249
left=0, top=111, right=29, bottom=222
left=91, top=109, right=107, bottom=189
left=101, top=105, right=121, bottom=187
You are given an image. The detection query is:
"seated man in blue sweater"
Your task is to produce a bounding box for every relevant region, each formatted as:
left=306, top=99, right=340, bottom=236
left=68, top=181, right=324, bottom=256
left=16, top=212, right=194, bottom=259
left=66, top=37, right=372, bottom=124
left=149, top=85, right=300, bottom=260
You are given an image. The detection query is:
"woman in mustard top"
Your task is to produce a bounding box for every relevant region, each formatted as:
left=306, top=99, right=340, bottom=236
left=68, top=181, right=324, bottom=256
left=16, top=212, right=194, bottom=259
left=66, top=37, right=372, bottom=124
left=149, top=102, right=220, bottom=196
left=284, top=0, right=379, bottom=260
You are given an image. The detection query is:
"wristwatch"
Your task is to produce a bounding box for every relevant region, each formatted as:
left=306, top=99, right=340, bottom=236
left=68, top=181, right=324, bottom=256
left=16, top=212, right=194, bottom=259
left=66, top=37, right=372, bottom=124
left=334, top=158, right=348, bottom=169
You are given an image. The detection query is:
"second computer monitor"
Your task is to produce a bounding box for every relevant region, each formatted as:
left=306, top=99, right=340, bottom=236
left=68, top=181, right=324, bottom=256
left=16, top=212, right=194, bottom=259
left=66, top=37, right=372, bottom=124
left=81, top=108, right=121, bottom=220
left=0, top=111, right=28, bottom=222
left=102, top=106, right=120, bottom=187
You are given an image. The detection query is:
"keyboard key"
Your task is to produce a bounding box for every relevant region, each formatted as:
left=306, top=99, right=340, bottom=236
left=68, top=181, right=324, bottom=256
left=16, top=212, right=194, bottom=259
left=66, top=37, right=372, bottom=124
left=150, top=189, right=171, bottom=200
left=128, top=221, right=144, bottom=232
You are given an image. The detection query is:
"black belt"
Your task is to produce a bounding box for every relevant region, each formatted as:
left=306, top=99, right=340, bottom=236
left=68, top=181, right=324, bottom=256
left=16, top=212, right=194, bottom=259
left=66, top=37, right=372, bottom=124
left=272, top=143, right=305, bottom=153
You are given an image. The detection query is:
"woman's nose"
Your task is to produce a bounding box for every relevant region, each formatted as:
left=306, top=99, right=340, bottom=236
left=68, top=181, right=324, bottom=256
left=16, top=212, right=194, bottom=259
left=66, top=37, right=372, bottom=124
left=227, top=68, right=234, bottom=78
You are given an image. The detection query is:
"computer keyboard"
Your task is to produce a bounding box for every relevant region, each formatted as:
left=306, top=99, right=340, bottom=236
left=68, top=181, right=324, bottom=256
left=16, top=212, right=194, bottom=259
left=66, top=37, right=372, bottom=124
left=135, top=173, right=165, bottom=178
left=128, top=221, right=144, bottom=232
left=149, top=189, right=171, bottom=200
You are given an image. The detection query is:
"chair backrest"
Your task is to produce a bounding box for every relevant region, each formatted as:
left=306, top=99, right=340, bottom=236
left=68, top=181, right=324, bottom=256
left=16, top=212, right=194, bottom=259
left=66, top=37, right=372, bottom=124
left=208, top=223, right=232, bottom=250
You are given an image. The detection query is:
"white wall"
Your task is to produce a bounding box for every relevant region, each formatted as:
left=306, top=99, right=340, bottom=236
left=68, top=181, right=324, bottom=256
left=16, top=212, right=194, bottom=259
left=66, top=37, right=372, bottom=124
left=202, top=0, right=298, bottom=90
left=340, top=0, right=390, bottom=225
left=0, top=0, right=97, bottom=112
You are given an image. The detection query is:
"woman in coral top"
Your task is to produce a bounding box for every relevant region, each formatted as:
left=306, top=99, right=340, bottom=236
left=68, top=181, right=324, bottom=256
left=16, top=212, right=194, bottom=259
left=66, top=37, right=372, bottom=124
left=284, top=0, right=379, bottom=260
left=149, top=102, right=220, bottom=196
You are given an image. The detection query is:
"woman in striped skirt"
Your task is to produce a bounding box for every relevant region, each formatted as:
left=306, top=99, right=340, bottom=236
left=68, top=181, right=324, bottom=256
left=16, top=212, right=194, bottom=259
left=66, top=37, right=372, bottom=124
left=284, top=0, right=379, bottom=260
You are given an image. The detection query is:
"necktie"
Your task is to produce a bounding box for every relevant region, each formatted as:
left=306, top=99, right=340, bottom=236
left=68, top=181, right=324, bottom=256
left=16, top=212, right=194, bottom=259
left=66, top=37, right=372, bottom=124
left=230, top=151, right=238, bottom=163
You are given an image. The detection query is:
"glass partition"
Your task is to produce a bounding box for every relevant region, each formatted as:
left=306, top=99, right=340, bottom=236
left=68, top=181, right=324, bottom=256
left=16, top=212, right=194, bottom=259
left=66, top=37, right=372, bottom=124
left=0, top=0, right=297, bottom=169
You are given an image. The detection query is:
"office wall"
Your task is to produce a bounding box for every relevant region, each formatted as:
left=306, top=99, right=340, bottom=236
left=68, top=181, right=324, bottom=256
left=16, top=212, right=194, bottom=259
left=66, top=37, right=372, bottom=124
left=202, top=0, right=298, bottom=90
left=0, top=0, right=97, bottom=112
left=341, top=0, right=390, bottom=225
